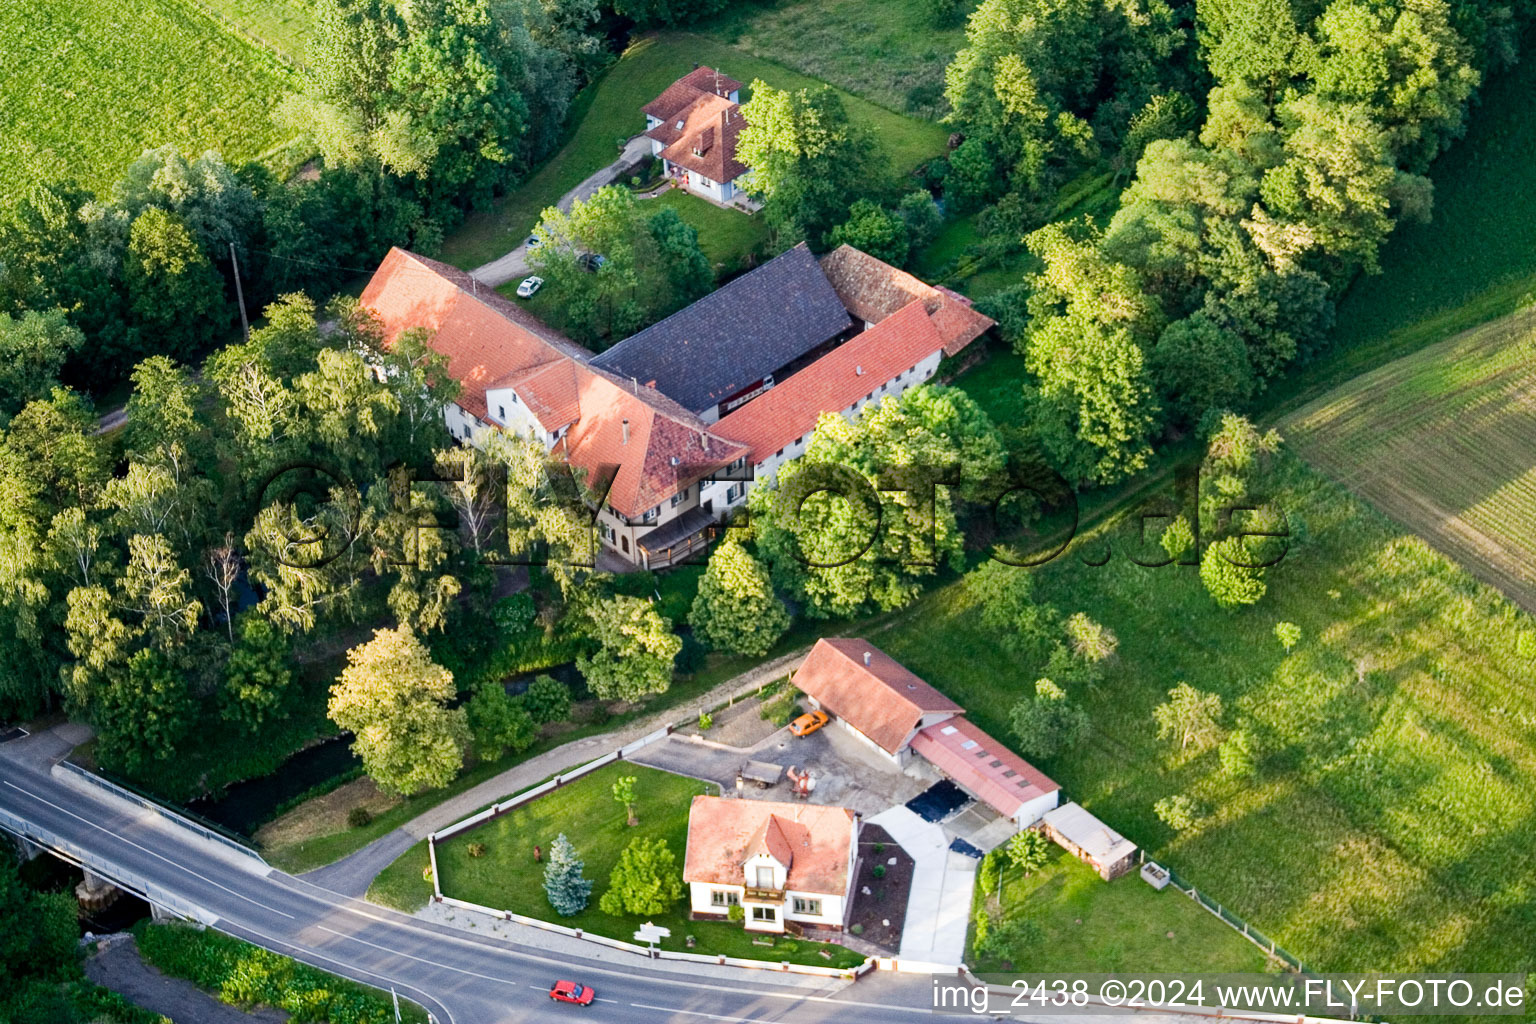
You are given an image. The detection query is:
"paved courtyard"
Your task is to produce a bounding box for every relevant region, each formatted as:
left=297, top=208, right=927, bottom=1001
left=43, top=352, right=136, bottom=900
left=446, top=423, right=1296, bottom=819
left=628, top=719, right=935, bottom=818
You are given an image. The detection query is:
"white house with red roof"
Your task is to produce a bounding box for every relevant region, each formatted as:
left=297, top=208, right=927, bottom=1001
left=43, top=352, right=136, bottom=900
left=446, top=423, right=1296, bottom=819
left=642, top=67, right=751, bottom=204
left=683, top=796, right=858, bottom=934
left=357, top=240, right=993, bottom=569
left=792, top=638, right=1061, bottom=830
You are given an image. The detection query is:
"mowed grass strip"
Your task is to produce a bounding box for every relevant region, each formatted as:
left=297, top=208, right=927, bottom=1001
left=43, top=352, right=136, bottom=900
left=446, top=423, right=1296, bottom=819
left=415, top=761, right=863, bottom=966
left=872, top=452, right=1536, bottom=975
left=1285, top=306, right=1536, bottom=611
left=0, top=0, right=298, bottom=203
left=439, top=30, right=950, bottom=268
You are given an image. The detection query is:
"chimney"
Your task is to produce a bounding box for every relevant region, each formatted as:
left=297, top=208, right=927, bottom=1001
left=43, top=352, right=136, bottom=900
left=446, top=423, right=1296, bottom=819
left=863, top=651, right=871, bottom=666
left=700, top=431, right=710, bottom=451
left=621, top=418, right=630, bottom=444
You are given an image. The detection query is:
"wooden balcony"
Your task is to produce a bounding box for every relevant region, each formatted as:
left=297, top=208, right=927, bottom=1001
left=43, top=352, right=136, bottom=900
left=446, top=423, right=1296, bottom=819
left=742, top=886, right=784, bottom=903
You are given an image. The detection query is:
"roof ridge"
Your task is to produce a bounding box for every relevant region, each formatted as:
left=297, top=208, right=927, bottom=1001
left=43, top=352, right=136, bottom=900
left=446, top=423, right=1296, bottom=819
left=592, top=242, right=814, bottom=365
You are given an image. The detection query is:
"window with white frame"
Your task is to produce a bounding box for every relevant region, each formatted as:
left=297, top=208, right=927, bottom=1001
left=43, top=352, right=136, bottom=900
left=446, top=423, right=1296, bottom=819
left=751, top=906, right=775, bottom=922
left=711, top=890, right=740, bottom=907
left=791, top=897, right=822, bottom=916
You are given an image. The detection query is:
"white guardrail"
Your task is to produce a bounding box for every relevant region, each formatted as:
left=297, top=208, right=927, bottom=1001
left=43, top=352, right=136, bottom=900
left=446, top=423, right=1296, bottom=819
left=54, top=760, right=269, bottom=867
left=0, top=804, right=216, bottom=925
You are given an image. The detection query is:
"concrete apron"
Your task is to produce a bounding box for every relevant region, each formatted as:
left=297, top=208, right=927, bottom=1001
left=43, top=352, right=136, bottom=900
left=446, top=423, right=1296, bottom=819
left=866, top=805, right=975, bottom=967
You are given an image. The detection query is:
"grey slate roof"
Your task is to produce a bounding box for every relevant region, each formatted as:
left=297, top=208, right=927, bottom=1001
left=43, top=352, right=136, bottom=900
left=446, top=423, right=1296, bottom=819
left=590, top=243, right=853, bottom=415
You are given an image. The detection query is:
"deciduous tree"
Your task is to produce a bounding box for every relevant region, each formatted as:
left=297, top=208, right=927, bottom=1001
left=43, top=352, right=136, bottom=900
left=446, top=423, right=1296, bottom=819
left=1008, top=678, right=1089, bottom=758
left=329, top=626, right=469, bottom=795
left=577, top=596, right=680, bottom=701
left=1152, top=682, right=1224, bottom=754
left=689, top=540, right=790, bottom=657
left=598, top=836, right=684, bottom=916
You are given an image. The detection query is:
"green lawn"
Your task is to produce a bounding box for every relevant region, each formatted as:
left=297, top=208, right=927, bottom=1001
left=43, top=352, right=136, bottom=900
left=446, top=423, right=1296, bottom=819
left=439, top=30, right=950, bottom=269
left=701, top=0, right=976, bottom=119
left=379, top=761, right=863, bottom=967
left=0, top=0, right=300, bottom=204
left=650, top=189, right=773, bottom=274
left=971, top=851, right=1268, bottom=974
left=870, top=452, right=1536, bottom=976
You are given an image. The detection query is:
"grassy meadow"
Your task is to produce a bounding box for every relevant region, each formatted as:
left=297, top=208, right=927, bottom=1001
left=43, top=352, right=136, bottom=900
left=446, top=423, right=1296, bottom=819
left=702, top=0, right=975, bottom=118
left=1285, top=306, right=1536, bottom=612
left=439, top=31, right=950, bottom=268
left=0, top=0, right=299, bottom=203
left=869, top=452, right=1536, bottom=975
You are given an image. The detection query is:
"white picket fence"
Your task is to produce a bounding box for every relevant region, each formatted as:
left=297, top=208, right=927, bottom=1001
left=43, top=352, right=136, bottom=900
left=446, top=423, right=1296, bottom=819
left=432, top=894, right=866, bottom=979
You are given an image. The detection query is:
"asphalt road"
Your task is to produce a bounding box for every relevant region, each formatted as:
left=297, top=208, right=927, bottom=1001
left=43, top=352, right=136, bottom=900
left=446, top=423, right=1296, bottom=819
left=0, top=752, right=971, bottom=1024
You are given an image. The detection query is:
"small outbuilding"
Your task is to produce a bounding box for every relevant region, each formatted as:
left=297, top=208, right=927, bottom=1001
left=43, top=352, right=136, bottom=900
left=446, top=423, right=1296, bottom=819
left=1041, top=802, right=1138, bottom=881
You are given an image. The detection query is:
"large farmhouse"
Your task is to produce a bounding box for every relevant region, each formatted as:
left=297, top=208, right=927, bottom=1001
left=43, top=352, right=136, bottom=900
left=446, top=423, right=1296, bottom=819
left=358, top=242, right=994, bottom=569
left=683, top=796, right=858, bottom=934
left=642, top=67, right=750, bottom=204
left=793, top=638, right=1061, bottom=830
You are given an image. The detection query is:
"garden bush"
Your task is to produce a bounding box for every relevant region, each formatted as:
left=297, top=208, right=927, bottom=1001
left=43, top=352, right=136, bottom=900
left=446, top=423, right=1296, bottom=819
left=346, top=807, right=372, bottom=829
left=137, top=922, right=426, bottom=1023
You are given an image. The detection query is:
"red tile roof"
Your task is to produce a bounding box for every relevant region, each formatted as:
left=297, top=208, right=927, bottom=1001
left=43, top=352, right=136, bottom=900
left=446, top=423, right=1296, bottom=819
left=648, top=95, right=749, bottom=183
left=790, top=638, right=961, bottom=755
left=360, top=248, right=588, bottom=421
left=819, top=245, right=995, bottom=356
left=358, top=247, right=746, bottom=518
left=910, top=716, right=1059, bottom=820
left=560, top=368, right=745, bottom=517
left=642, top=66, right=744, bottom=122
left=684, top=796, right=856, bottom=896
left=713, top=300, right=945, bottom=464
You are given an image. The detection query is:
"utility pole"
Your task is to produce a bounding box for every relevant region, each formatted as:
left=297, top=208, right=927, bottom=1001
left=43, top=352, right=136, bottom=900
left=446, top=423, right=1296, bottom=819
left=228, top=242, right=250, bottom=343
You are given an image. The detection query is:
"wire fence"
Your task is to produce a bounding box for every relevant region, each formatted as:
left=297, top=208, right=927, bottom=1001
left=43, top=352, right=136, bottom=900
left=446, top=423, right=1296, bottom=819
left=1157, top=859, right=1308, bottom=974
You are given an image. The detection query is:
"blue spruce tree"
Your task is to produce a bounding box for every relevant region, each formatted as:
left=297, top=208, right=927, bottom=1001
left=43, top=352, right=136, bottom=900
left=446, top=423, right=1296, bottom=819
left=543, top=832, right=593, bottom=916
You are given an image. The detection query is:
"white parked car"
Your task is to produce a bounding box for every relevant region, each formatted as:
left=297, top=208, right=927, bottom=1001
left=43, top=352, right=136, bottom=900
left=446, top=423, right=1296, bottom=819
left=516, top=275, right=544, bottom=299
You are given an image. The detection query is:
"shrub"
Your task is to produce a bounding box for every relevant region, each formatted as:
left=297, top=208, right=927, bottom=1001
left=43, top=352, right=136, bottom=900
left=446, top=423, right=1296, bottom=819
left=138, top=923, right=423, bottom=1024
left=346, top=806, right=372, bottom=829
left=850, top=923, right=863, bottom=935
left=728, top=904, right=744, bottom=923
left=598, top=836, right=684, bottom=916
left=1274, top=621, right=1302, bottom=651
left=872, top=864, right=886, bottom=879
left=873, top=841, right=885, bottom=855
left=1154, top=794, right=1204, bottom=831
left=697, top=711, right=713, bottom=731
left=759, top=689, right=799, bottom=727
left=467, top=842, right=487, bottom=858
left=523, top=675, right=572, bottom=724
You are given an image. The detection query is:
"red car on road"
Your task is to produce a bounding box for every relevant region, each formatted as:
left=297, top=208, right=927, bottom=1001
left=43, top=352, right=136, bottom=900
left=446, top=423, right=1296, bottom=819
left=550, top=980, right=596, bottom=1006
